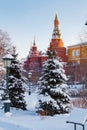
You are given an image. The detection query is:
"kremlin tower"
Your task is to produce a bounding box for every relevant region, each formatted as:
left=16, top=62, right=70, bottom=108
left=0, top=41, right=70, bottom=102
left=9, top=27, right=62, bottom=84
left=29, top=38, right=39, bottom=57
left=48, top=14, right=67, bottom=62
left=24, top=39, right=48, bottom=82
left=24, top=14, right=67, bottom=83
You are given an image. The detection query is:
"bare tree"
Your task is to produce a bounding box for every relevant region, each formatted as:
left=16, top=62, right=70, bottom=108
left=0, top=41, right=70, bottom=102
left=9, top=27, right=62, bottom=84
left=0, top=29, right=13, bottom=62
left=0, top=29, right=14, bottom=82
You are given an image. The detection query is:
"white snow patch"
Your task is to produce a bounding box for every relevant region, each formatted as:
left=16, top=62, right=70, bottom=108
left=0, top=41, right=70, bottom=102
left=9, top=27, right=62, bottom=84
left=4, top=112, right=12, bottom=117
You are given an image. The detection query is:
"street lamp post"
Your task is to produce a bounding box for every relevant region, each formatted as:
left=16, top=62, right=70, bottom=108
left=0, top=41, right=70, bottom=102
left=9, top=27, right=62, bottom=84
left=85, top=21, right=87, bottom=25
left=3, top=54, right=13, bottom=113
left=28, top=72, right=32, bottom=95
left=66, top=121, right=85, bottom=130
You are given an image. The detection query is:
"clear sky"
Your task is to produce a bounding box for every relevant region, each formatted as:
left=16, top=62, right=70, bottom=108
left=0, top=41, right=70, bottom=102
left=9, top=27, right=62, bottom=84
left=0, top=0, right=87, bottom=59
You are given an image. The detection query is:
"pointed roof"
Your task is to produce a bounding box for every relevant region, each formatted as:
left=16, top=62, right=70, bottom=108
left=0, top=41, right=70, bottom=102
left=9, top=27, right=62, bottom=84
left=54, top=13, right=59, bottom=27
left=29, top=37, right=39, bottom=57
left=49, top=13, right=64, bottom=47
left=33, top=36, right=36, bottom=46
left=55, top=13, right=58, bottom=21
left=52, top=13, right=61, bottom=39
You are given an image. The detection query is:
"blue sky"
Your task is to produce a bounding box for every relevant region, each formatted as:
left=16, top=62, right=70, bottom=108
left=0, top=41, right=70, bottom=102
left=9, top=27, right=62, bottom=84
left=0, top=0, right=87, bottom=59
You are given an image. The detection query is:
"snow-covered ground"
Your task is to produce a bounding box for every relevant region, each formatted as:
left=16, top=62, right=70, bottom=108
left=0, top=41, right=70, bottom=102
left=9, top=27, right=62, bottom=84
left=0, top=92, right=87, bottom=130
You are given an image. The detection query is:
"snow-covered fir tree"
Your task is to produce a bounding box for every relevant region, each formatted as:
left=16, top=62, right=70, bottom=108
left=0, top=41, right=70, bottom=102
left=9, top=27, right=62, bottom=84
left=8, top=47, right=26, bottom=110
left=37, top=50, right=71, bottom=116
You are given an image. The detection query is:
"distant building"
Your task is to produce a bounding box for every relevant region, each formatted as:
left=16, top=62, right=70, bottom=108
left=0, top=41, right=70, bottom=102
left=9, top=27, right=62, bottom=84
left=67, top=43, right=87, bottom=84
left=23, top=14, right=87, bottom=86
left=24, top=39, right=48, bottom=82
left=68, top=43, right=87, bottom=65
left=24, top=14, right=68, bottom=82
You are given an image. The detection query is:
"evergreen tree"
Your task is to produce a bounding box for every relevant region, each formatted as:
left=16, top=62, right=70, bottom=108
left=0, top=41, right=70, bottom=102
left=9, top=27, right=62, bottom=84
left=8, top=47, right=26, bottom=110
left=37, top=50, right=71, bottom=116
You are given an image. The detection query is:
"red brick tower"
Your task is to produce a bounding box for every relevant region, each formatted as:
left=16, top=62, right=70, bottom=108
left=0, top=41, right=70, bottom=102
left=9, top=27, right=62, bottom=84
left=48, top=14, right=67, bottom=62
left=24, top=39, right=48, bottom=82
left=29, top=39, right=39, bottom=57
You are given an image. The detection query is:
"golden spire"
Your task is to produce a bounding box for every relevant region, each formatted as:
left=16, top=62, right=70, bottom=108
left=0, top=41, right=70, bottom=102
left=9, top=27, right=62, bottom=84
left=54, top=13, right=59, bottom=27
left=52, top=13, right=61, bottom=39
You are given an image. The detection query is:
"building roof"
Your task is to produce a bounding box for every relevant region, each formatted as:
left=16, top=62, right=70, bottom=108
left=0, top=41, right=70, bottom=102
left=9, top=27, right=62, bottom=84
left=68, top=42, right=87, bottom=48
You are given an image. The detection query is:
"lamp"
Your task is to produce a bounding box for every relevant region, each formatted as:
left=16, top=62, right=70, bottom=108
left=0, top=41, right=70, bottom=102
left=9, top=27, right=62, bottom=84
left=85, top=21, right=87, bottom=25
left=28, top=72, right=32, bottom=95
left=3, top=54, right=13, bottom=113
